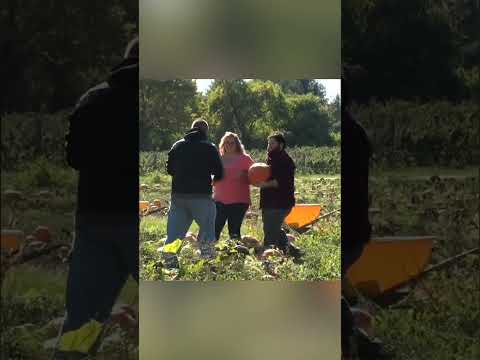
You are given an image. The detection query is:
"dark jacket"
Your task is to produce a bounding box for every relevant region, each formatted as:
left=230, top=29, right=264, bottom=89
left=341, top=109, right=372, bottom=271
left=166, top=129, right=223, bottom=195
left=65, top=58, right=139, bottom=226
left=260, top=149, right=296, bottom=209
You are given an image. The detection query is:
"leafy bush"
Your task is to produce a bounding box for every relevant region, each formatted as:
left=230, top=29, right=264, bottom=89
left=353, top=101, right=479, bottom=169
left=1, top=112, right=70, bottom=170
left=140, top=146, right=341, bottom=176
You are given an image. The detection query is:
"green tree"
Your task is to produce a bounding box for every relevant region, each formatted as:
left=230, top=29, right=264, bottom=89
left=205, top=80, right=290, bottom=148
left=139, top=79, right=198, bottom=150
left=276, top=80, right=327, bottom=102
left=342, top=0, right=467, bottom=100
left=330, top=94, right=341, bottom=132
left=286, top=94, right=335, bottom=147
left=1, top=0, right=137, bottom=113
left=139, top=79, right=339, bottom=151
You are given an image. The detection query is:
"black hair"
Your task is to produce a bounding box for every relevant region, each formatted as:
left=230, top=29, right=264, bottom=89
left=268, top=133, right=286, bottom=148
left=191, top=118, right=209, bottom=134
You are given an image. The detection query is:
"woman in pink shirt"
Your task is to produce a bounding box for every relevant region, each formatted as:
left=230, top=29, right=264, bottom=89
left=213, top=132, right=254, bottom=240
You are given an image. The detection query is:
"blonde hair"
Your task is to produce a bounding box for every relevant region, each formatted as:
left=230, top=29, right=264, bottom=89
left=219, top=132, right=246, bottom=156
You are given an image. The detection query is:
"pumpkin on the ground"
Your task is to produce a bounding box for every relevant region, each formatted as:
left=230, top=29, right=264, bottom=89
left=261, top=248, right=282, bottom=259
left=34, top=226, right=51, bottom=243
left=1, top=229, right=24, bottom=253
left=240, top=235, right=261, bottom=248
left=139, top=201, right=149, bottom=213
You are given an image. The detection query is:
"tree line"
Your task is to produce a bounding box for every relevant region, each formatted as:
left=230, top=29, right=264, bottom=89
left=342, top=0, right=480, bottom=102
left=139, top=79, right=341, bottom=151
left=1, top=0, right=137, bottom=114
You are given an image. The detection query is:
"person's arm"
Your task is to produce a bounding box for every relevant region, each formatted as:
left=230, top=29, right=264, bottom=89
left=65, top=108, right=82, bottom=170
left=65, top=100, right=96, bottom=170
left=343, top=117, right=372, bottom=246
left=210, top=145, right=224, bottom=182
left=261, top=156, right=294, bottom=189
left=165, top=145, right=177, bottom=176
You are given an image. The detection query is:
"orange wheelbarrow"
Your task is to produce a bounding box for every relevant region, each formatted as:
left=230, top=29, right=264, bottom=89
left=284, top=204, right=340, bottom=233
left=346, top=236, right=479, bottom=304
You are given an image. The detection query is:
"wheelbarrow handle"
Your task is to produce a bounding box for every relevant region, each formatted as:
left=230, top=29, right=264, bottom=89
left=421, top=247, right=479, bottom=277
left=300, top=208, right=341, bottom=228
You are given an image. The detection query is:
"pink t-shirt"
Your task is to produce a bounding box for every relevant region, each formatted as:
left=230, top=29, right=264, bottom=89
left=213, top=153, right=254, bottom=205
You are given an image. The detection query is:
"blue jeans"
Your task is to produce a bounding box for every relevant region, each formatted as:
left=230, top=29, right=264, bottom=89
left=166, top=194, right=217, bottom=244
left=62, top=214, right=138, bottom=334
left=262, top=208, right=292, bottom=251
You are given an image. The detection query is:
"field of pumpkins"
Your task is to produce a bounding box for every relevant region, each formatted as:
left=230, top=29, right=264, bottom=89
left=139, top=171, right=341, bottom=281
left=1, top=161, right=138, bottom=359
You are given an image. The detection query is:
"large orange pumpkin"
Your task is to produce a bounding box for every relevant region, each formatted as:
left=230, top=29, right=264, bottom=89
left=248, top=163, right=271, bottom=186
left=34, top=226, right=51, bottom=243
left=1, top=229, right=24, bottom=253
left=139, top=201, right=149, bottom=212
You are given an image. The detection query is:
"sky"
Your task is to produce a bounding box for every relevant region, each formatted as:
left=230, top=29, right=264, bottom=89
left=195, top=79, right=340, bottom=102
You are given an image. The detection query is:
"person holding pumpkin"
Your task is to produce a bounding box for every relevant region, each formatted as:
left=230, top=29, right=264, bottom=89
left=213, top=132, right=255, bottom=241
left=257, top=133, right=303, bottom=260
left=164, top=119, right=224, bottom=269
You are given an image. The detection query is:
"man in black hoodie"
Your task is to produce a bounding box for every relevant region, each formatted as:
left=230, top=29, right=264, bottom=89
left=341, top=74, right=372, bottom=358
left=54, top=37, right=139, bottom=359
left=341, top=75, right=392, bottom=359
left=163, top=119, right=224, bottom=268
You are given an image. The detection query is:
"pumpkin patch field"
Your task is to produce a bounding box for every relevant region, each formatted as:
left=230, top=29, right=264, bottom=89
left=1, top=158, right=139, bottom=359
left=139, top=147, right=342, bottom=281
left=355, top=169, right=479, bottom=359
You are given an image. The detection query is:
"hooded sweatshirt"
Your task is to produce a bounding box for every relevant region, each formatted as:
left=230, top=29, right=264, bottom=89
left=65, top=58, right=139, bottom=226
left=166, top=129, right=224, bottom=196
left=341, top=109, right=372, bottom=265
